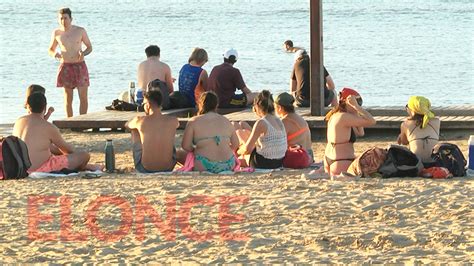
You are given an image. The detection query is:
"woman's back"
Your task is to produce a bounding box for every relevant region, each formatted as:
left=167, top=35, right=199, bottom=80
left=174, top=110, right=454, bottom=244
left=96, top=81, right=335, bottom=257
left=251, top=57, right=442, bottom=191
left=178, top=64, right=203, bottom=106
left=282, top=113, right=311, bottom=151
left=257, top=115, right=287, bottom=159
left=402, top=118, right=440, bottom=162
left=191, top=112, right=235, bottom=160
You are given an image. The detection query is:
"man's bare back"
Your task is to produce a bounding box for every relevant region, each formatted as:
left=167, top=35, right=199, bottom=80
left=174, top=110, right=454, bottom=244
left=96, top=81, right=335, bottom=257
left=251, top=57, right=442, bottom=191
left=137, top=57, right=173, bottom=92
left=128, top=113, right=179, bottom=171
left=13, top=114, right=72, bottom=170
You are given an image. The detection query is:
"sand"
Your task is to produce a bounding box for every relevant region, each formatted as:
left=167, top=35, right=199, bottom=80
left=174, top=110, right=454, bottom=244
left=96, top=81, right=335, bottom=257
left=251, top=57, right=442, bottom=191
left=0, top=128, right=473, bottom=263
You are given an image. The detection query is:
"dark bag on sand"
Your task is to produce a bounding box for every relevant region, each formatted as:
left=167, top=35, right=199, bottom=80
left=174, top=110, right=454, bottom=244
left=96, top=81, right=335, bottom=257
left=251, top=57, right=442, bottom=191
left=0, top=136, right=31, bottom=180
left=106, top=99, right=140, bottom=112
left=379, top=145, right=422, bottom=178
left=431, top=143, right=466, bottom=177
left=169, top=91, right=192, bottom=109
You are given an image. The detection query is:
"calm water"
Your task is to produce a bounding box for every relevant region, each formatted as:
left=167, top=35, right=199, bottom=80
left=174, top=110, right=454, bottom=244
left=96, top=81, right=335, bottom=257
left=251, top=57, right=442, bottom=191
left=0, top=0, right=473, bottom=123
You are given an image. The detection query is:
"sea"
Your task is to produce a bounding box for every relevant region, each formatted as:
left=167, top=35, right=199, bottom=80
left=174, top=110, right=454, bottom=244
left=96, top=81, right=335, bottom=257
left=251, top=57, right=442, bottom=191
left=0, top=0, right=472, bottom=124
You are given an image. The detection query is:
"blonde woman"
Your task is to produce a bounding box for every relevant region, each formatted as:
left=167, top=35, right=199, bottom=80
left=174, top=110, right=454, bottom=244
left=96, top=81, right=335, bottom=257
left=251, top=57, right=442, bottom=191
left=178, top=47, right=209, bottom=107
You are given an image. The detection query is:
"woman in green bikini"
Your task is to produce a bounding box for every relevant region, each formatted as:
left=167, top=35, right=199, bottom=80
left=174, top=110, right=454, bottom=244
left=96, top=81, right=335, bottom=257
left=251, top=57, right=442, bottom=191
left=181, top=91, right=240, bottom=173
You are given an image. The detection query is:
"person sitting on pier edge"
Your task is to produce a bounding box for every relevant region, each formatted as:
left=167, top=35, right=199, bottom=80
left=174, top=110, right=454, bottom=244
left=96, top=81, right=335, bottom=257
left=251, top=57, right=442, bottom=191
left=234, top=90, right=287, bottom=169
left=126, top=90, right=185, bottom=173
left=290, top=49, right=337, bottom=108
left=208, top=48, right=257, bottom=108
left=14, top=93, right=98, bottom=173
left=177, top=47, right=209, bottom=108
left=397, top=96, right=440, bottom=166
left=137, top=45, right=174, bottom=97
left=181, top=91, right=240, bottom=173
left=324, top=88, right=376, bottom=176
left=283, top=40, right=303, bottom=53
left=274, top=92, right=314, bottom=164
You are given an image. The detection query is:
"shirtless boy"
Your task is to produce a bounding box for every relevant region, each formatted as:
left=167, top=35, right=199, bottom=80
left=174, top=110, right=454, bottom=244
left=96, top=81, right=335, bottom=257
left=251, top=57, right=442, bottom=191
left=48, top=7, right=92, bottom=117
left=13, top=93, right=97, bottom=173
left=126, top=90, right=182, bottom=173
left=137, top=45, right=174, bottom=94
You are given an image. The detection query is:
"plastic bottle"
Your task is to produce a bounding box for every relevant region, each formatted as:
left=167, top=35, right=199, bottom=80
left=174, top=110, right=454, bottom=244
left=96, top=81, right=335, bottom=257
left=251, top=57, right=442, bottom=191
left=135, top=88, right=144, bottom=105
left=467, top=135, right=474, bottom=176
left=129, top=81, right=136, bottom=104
left=105, top=139, right=115, bottom=173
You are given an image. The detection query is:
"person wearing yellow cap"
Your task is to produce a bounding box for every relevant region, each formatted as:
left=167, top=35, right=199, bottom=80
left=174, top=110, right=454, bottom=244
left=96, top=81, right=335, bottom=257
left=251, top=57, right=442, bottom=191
left=397, top=96, right=440, bottom=165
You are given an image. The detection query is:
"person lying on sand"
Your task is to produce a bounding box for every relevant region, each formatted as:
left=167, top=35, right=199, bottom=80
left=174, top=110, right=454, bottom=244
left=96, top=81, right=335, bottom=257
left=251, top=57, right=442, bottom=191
left=126, top=90, right=185, bottom=173
left=234, top=90, right=287, bottom=169
left=181, top=91, right=239, bottom=173
left=397, top=96, right=439, bottom=167
left=14, top=93, right=100, bottom=173
left=324, top=88, right=376, bottom=176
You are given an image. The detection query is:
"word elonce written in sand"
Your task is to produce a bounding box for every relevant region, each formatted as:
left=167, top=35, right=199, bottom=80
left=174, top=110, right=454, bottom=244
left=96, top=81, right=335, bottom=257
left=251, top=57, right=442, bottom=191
left=27, top=195, right=249, bottom=242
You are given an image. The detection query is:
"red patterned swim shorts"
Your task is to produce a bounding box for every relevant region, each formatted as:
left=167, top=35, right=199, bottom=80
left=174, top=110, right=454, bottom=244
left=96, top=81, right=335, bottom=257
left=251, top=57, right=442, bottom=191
left=56, top=61, right=90, bottom=88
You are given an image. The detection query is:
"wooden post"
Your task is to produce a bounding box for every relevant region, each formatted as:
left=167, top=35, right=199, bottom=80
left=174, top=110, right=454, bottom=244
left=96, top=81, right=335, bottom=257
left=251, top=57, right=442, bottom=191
left=310, top=0, right=324, bottom=116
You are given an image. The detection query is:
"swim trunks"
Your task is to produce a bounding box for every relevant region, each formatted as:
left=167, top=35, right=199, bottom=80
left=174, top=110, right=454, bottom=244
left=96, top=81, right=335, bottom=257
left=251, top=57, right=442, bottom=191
left=31, top=155, right=69, bottom=173
left=57, top=61, right=90, bottom=88
left=132, top=142, right=176, bottom=173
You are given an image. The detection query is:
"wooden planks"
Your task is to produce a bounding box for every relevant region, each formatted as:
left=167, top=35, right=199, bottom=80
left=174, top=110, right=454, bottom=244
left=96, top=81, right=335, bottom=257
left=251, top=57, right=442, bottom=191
left=52, top=105, right=474, bottom=131
left=53, top=108, right=195, bottom=130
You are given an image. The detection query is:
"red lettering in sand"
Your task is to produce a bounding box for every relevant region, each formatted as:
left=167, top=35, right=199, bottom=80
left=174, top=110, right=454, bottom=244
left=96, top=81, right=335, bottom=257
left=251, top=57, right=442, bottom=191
left=85, top=195, right=133, bottom=242
left=135, top=195, right=177, bottom=241
left=27, top=194, right=249, bottom=242
left=27, top=195, right=59, bottom=241
left=178, top=195, right=217, bottom=242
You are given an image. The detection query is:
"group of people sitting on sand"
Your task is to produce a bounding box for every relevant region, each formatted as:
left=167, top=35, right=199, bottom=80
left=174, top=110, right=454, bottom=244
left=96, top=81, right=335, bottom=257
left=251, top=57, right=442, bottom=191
left=14, top=78, right=440, bottom=176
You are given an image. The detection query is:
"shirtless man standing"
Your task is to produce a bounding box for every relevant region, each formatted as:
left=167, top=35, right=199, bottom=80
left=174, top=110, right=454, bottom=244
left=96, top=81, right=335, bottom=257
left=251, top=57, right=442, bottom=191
left=13, top=93, right=97, bottom=173
left=48, top=7, right=92, bottom=117
left=137, top=45, right=174, bottom=94
left=126, top=90, right=183, bottom=173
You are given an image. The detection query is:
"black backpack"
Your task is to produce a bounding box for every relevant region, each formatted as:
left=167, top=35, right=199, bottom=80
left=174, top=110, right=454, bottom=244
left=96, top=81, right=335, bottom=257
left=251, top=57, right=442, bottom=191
left=0, top=136, right=32, bottom=180
left=432, top=143, right=466, bottom=177
left=379, top=145, right=422, bottom=178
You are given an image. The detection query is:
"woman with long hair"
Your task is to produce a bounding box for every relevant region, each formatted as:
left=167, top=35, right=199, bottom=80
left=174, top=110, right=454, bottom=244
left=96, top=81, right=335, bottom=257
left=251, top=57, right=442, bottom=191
left=181, top=91, right=239, bottom=173
left=234, top=90, right=287, bottom=168
left=324, top=88, right=376, bottom=176
left=397, top=96, right=440, bottom=165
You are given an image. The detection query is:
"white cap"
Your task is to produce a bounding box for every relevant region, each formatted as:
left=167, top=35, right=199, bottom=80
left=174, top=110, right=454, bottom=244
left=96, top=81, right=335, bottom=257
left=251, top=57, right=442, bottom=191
left=223, top=48, right=239, bottom=60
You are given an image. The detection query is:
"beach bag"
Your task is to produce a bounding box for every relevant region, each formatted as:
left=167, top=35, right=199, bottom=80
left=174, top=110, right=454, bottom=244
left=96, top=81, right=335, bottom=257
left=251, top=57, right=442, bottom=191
left=420, top=167, right=452, bottom=179
left=431, top=143, right=466, bottom=177
left=0, top=136, right=31, bottom=180
left=283, top=145, right=312, bottom=169
left=169, top=91, right=191, bottom=109
left=148, top=79, right=171, bottom=110
left=378, top=145, right=422, bottom=178
left=347, top=147, right=387, bottom=177
left=105, top=99, right=139, bottom=111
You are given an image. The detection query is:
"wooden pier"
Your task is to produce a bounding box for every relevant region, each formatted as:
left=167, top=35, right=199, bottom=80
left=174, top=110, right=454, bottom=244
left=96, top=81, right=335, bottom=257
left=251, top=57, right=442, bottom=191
left=52, top=105, right=474, bottom=131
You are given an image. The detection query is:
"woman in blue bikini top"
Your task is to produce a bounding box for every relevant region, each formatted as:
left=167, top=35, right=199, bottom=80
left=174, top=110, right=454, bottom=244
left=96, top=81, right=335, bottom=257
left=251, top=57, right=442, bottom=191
left=181, top=91, right=240, bottom=173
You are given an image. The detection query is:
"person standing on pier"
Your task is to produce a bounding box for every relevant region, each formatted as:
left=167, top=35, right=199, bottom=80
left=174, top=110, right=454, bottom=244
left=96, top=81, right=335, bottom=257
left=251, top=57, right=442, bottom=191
left=48, top=7, right=92, bottom=118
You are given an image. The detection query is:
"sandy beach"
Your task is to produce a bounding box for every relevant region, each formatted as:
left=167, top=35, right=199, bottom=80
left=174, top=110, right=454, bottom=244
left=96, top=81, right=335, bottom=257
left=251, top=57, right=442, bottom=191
left=0, top=129, right=473, bottom=263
